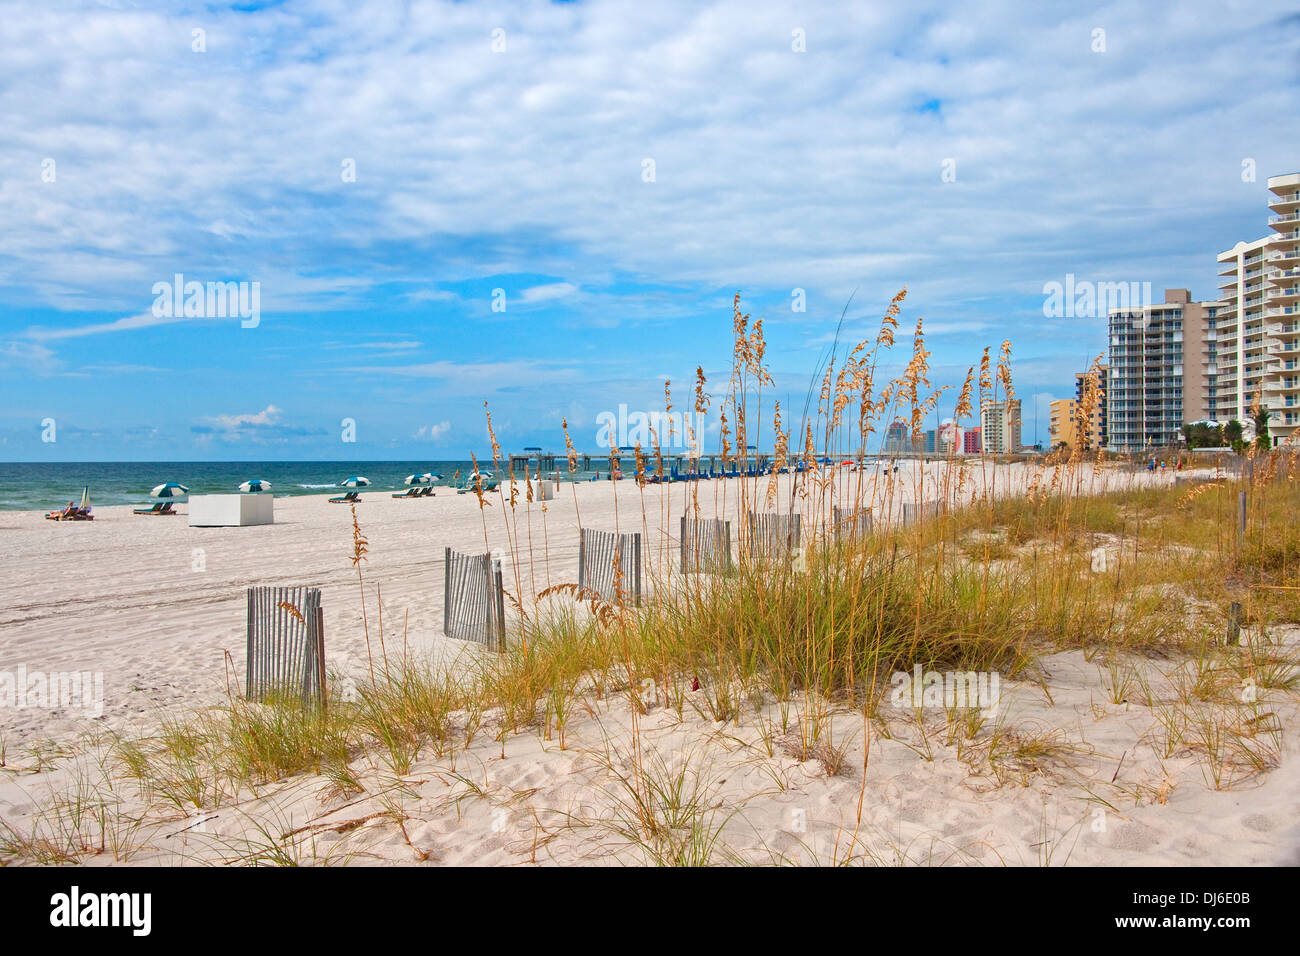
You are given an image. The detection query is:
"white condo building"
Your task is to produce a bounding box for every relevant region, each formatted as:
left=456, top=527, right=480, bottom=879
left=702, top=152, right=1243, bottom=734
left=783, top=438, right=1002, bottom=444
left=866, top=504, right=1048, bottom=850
left=1214, top=173, right=1300, bottom=445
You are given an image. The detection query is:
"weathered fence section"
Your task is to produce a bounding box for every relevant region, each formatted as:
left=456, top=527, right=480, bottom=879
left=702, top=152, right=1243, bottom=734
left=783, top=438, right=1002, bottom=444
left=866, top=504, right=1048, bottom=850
left=747, top=511, right=801, bottom=559
left=246, top=585, right=326, bottom=707
left=578, top=528, right=643, bottom=604
left=443, top=547, right=507, bottom=650
left=680, top=517, right=732, bottom=573
left=832, top=505, right=873, bottom=541
left=901, top=500, right=942, bottom=525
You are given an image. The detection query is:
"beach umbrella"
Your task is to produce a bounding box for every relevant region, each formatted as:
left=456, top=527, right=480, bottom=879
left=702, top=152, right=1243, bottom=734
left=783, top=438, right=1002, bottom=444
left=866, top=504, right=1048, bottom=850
left=404, top=473, right=431, bottom=485
left=339, top=476, right=371, bottom=488
left=239, top=479, right=271, bottom=493
left=149, top=482, right=189, bottom=498
left=427, top=473, right=442, bottom=481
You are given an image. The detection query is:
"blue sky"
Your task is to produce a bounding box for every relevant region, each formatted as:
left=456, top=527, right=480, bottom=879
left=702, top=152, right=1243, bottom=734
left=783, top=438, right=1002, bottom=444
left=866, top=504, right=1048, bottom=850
left=2, top=0, right=1298, bottom=461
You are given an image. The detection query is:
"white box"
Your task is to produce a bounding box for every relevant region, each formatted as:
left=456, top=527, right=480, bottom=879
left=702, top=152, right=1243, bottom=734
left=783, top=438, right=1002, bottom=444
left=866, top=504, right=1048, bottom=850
left=189, top=494, right=275, bottom=527
left=529, top=479, right=554, bottom=501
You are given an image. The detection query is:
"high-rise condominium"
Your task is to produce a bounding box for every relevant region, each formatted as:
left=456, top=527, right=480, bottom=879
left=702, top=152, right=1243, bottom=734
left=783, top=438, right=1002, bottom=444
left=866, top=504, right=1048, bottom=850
left=1073, top=364, right=1107, bottom=449
left=1214, top=173, right=1300, bottom=445
left=980, top=399, right=1021, bottom=454
left=1107, top=289, right=1223, bottom=453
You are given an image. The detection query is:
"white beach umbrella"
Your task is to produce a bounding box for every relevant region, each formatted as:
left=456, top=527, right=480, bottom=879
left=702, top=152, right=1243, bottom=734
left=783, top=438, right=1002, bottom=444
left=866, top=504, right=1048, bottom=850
left=404, top=473, right=431, bottom=485
left=149, top=482, right=189, bottom=498
left=339, top=476, right=371, bottom=488
left=239, top=479, right=272, bottom=493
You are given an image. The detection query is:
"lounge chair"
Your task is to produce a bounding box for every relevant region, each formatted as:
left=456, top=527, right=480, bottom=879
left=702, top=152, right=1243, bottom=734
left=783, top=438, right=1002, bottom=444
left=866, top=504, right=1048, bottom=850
left=329, top=491, right=360, bottom=504
left=391, top=487, right=421, bottom=499
left=46, top=487, right=94, bottom=521
left=419, top=486, right=436, bottom=497
left=454, top=474, right=498, bottom=494
left=45, top=503, right=91, bottom=521
left=133, top=502, right=176, bottom=516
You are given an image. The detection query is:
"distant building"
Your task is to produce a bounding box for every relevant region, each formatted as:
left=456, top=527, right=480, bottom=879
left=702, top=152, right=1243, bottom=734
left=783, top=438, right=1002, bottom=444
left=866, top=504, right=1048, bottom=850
left=937, top=421, right=963, bottom=455
left=923, top=429, right=938, bottom=454
left=963, top=427, right=982, bottom=454
left=1049, top=398, right=1078, bottom=449
left=1108, top=289, right=1222, bottom=452
left=1214, top=172, right=1300, bottom=444
left=980, top=400, right=1022, bottom=454
left=883, top=419, right=910, bottom=454
left=1074, top=365, right=1107, bottom=449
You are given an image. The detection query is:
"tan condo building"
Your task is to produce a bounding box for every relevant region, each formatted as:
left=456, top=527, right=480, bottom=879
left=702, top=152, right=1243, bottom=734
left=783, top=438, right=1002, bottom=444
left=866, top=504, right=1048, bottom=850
left=1049, top=398, right=1078, bottom=449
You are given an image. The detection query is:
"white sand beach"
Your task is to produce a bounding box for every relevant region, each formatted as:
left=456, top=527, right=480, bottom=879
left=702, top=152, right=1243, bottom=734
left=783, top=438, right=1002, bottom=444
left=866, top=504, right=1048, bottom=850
left=2, top=459, right=1297, bottom=866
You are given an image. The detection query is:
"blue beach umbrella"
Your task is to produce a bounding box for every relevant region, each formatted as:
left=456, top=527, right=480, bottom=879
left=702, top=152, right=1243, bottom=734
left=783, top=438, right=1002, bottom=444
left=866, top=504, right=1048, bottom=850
left=239, top=479, right=271, bottom=493
left=339, top=476, right=371, bottom=488
left=404, top=473, right=431, bottom=485
left=149, top=482, right=189, bottom=498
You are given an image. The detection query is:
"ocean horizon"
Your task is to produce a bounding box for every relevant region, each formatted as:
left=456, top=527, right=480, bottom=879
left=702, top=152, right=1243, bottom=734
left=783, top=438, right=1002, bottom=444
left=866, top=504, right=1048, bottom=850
left=0, top=459, right=530, bottom=511
left=0, top=454, right=890, bottom=511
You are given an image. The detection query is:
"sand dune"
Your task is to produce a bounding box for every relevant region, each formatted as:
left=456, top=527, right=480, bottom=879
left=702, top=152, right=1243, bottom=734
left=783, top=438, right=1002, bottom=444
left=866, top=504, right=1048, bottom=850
left=5, top=459, right=1295, bottom=866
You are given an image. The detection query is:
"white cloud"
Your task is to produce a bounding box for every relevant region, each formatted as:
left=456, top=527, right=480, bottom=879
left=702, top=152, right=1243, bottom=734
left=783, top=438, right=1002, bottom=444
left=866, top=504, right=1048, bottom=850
left=0, top=340, right=59, bottom=374
left=24, top=312, right=185, bottom=341
left=519, top=282, right=578, bottom=304
left=415, top=420, right=452, bottom=441
left=208, top=405, right=282, bottom=430
left=341, top=359, right=581, bottom=396
left=2, top=0, right=1292, bottom=323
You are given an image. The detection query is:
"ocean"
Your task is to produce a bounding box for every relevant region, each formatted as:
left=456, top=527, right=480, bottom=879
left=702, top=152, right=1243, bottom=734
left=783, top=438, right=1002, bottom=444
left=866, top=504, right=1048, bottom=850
left=0, top=460, right=599, bottom=512
left=0, top=456, right=884, bottom=512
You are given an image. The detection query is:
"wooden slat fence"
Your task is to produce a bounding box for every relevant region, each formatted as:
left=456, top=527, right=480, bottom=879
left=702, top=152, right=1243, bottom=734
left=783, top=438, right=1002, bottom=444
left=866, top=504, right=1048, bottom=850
left=246, top=586, right=326, bottom=707
left=680, top=516, right=732, bottom=573
left=578, top=528, right=643, bottom=604
left=443, top=547, right=507, bottom=650
left=832, top=505, right=873, bottom=541
left=747, top=511, right=801, bottom=559
left=901, top=500, right=942, bottom=525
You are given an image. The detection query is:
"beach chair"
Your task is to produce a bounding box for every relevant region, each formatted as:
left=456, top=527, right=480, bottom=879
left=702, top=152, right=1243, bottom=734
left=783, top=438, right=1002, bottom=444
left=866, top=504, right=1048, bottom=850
left=46, top=487, right=94, bottom=521
left=133, top=502, right=176, bottom=516
left=391, top=487, right=421, bottom=499
left=420, top=486, right=436, bottom=497
left=329, top=491, right=360, bottom=504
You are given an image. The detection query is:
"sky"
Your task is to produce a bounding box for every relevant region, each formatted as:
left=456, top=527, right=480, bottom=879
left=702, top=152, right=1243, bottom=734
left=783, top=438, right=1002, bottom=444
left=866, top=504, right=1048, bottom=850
left=2, top=0, right=1299, bottom=461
